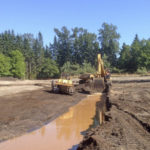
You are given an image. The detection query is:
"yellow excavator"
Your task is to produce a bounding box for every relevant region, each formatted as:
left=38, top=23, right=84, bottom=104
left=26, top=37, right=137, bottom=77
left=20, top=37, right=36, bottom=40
left=79, top=53, right=111, bottom=93
left=52, top=54, right=110, bottom=95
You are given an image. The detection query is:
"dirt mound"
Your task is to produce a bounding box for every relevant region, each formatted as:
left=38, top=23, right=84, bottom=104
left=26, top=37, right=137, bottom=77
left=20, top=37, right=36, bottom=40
left=78, top=82, right=150, bottom=150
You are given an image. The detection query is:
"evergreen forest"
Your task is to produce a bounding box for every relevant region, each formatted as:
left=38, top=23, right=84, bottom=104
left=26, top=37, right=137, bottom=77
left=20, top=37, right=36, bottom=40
left=0, top=23, right=150, bottom=79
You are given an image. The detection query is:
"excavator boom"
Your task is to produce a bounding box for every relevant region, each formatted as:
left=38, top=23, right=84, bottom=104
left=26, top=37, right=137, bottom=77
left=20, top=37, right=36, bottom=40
left=78, top=53, right=106, bottom=93
left=97, top=54, right=105, bottom=77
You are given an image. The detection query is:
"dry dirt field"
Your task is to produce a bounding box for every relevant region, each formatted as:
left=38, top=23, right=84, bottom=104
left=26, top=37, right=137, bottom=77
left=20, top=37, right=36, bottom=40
left=78, top=78, right=150, bottom=150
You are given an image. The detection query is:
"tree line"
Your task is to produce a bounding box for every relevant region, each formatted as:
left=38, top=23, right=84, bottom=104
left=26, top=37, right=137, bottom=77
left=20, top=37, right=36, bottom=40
left=0, top=23, right=150, bottom=79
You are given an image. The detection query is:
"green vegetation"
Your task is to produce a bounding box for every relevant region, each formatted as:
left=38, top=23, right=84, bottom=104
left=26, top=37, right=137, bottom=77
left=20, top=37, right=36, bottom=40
left=61, top=61, right=96, bottom=76
left=119, top=35, right=150, bottom=73
left=0, top=53, right=11, bottom=77
left=0, top=50, right=25, bottom=78
left=0, top=23, right=150, bottom=79
left=98, top=23, right=120, bottom=67
left=38, top=58, right=59, bottom=79
left=9, top=50, right=26, bottom=79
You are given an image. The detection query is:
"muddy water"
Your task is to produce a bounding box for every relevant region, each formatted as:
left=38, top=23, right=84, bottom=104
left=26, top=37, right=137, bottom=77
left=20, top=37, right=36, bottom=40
left=0, top=94, right=101, bottom=150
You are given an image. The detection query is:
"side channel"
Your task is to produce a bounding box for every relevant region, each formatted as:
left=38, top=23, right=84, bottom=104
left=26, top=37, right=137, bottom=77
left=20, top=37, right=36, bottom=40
left=0, top=93, right=102, bottom=150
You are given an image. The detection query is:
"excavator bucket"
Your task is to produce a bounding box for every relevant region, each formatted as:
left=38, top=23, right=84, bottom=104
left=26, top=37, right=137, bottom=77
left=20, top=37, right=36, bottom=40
left=92, top=78, right=105, bottom=92
left=77, top=78, right=105, bottom=94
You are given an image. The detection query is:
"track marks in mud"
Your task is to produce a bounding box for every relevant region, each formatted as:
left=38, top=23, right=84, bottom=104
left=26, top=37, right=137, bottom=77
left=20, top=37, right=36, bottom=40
left=113, top=83, right=150, bottom=149
left=112, top=101, right=150, bottom=134
left=124, top=110, right=150, bottom=133
left=78, top=82, right=150, bottom=150
left=109, top=108, right=150, bottom=150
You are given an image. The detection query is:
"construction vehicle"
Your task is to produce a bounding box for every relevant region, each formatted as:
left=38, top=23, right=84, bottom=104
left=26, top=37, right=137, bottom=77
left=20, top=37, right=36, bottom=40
left=51, top=75, right=75, bottom=95
left=78, top=54, right=111, bottom=93
left=52, top=53, right=110, bottom=95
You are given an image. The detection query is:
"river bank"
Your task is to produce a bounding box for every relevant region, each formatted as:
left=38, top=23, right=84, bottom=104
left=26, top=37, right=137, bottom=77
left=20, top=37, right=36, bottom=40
left=78, top=81, right=150, bottom=150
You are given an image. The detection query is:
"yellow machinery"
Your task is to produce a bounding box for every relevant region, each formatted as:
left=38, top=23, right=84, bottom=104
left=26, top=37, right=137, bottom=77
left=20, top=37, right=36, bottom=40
left=79, top=73, right=94, bottom=82
left=52, top=54, right=110, bottom=95
left=51, top=78, right=75, bottom=95
left=96, top=54, right=106, bottom=78
left=79, top=54, right=110, bottom=93
left=80, top=54, right=106, bottom=79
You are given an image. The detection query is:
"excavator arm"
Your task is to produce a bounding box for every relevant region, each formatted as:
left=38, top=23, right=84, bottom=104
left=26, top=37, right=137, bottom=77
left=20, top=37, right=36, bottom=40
left=97, top=54, right=105, bottom=78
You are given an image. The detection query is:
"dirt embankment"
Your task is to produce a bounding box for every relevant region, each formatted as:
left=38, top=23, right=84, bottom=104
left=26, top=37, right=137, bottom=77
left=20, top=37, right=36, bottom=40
left=78, top=81, right=150, bottom=150
left=1, top=77, right=150, bottom=149
left=0, top=82, right=87, bottom=142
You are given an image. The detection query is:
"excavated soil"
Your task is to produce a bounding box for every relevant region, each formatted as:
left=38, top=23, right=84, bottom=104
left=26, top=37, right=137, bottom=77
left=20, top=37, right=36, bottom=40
left=0, top=85, right=87, bottom=142
left=1, top=77, right=150, bottom=150
left=78, top=81, right=150, bottom=150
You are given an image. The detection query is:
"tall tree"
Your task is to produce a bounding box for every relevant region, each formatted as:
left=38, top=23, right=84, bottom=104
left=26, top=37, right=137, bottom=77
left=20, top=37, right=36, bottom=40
left=38, top=58, right=59, bottom=79
left=130, top=34, right=141, bottom=71
left=119, top=43, right=131, bottom=71
left=98, top=23, right=120, bottom=66
left=52, top=26, right=73, bottom=67
left=0, top=53, right=11, bottom=76
left=33, top=32, right=44, bottom=75
left=44, top=45, right=52, bottom=58
left=23, top=37, right=35, bottom=79
left=138, top=39, right=150, bottom=70
left=0, top=30, right=17, bottom=55
left=72, top=27, right=100, bottom=66
left=9, top=50, right=26, bottom=79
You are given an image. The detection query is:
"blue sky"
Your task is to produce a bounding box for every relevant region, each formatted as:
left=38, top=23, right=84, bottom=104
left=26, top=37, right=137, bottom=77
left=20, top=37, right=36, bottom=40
left=0, top=0, right=150, bottom=47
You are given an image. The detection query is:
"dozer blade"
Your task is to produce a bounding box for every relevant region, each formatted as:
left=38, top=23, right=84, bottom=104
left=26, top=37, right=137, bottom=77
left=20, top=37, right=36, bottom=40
left=77, top=78, right=105, bottom=94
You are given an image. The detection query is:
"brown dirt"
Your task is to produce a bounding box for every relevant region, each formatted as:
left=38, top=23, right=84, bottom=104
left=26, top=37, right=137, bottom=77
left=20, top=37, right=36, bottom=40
left=78, top=81, right=150, bottom=150
left=1, top=77, right=150, bottom=150
left=0, top=85, right=87, bottom=142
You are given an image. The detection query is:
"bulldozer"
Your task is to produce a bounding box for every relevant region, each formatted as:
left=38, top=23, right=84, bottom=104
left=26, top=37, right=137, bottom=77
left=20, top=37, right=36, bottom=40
left=51, top=74, right=75, bottom=95
left=78, top=53, right=111, bottom=93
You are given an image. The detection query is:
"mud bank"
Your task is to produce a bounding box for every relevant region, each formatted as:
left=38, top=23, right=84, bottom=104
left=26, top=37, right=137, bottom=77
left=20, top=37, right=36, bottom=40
left=78, top=81, right=150, bottom=150
left=0, top=94, right=101, bottom=150
left=0, top=86, right=87, bottom=142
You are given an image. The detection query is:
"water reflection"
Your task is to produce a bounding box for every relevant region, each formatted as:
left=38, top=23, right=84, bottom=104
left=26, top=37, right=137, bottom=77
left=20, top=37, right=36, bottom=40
left=40, top=126, right=46, bottom=136
left=0, top=94, right=101, bottom=150
left=56, top=94, right=101, bottom=141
